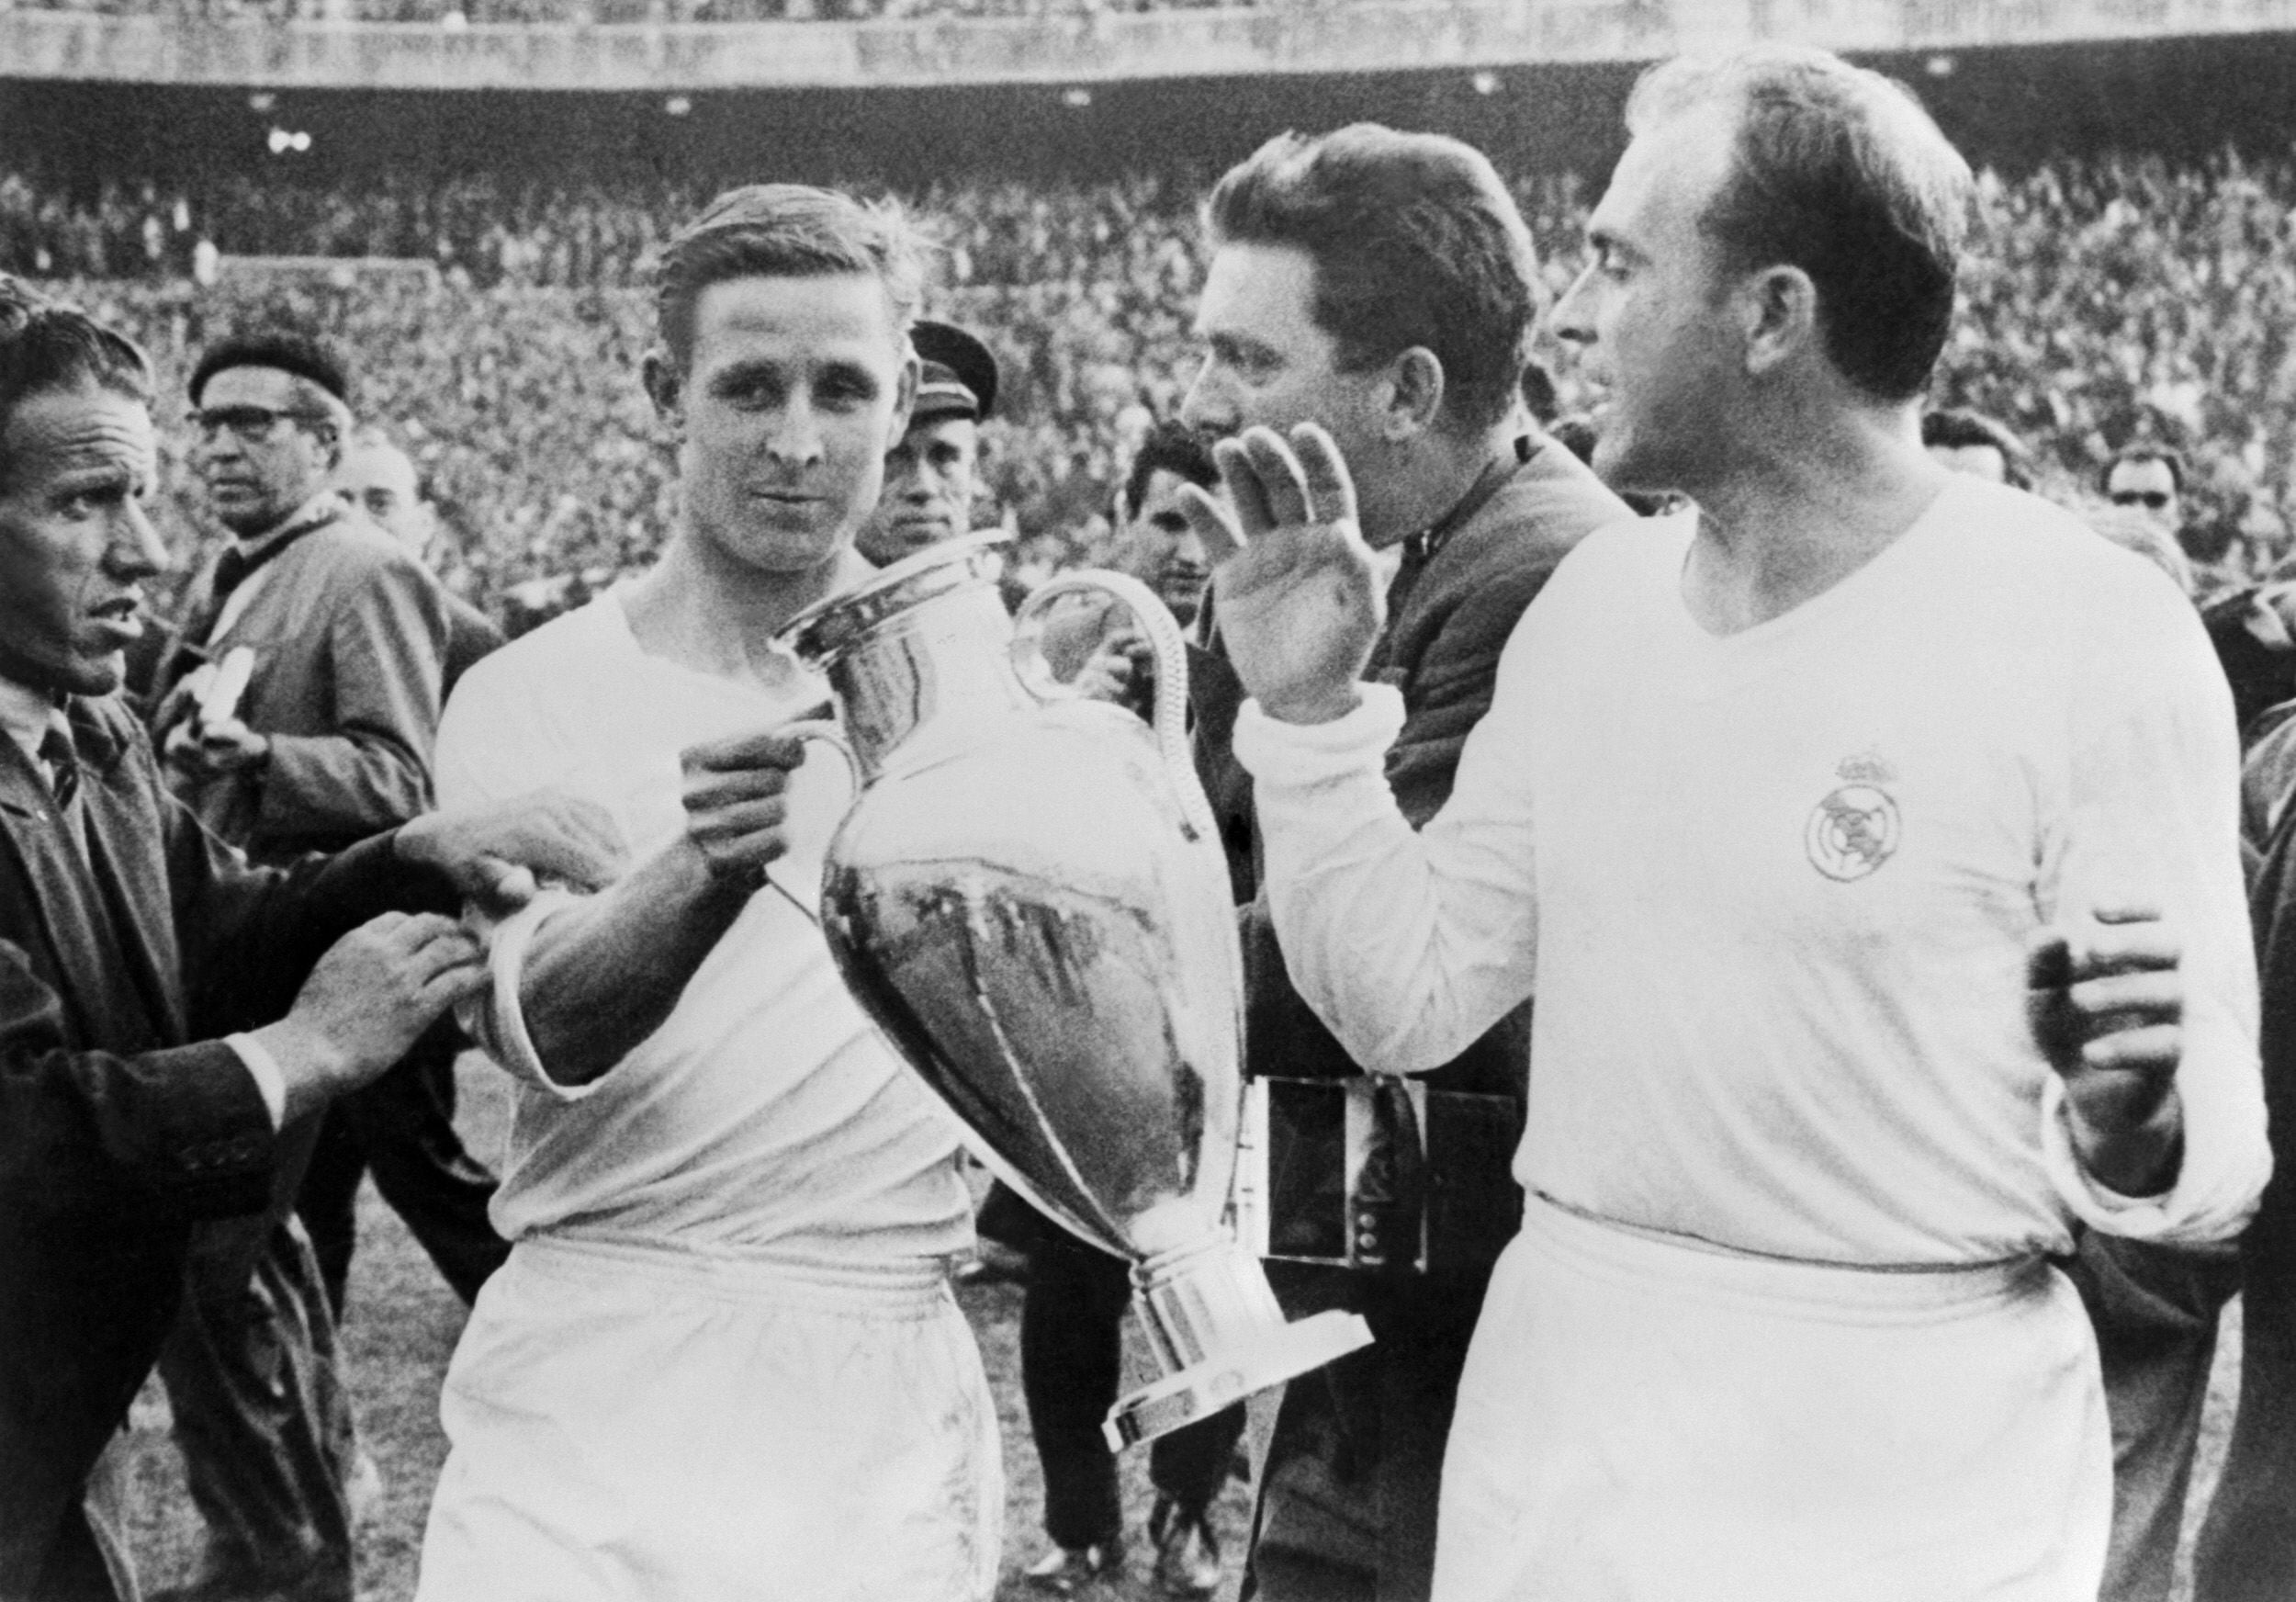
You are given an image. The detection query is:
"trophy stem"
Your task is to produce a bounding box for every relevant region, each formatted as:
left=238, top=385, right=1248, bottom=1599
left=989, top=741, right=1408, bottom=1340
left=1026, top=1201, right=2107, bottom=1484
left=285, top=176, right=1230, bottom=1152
left=1105, top=1236, right=1373, bottom=1452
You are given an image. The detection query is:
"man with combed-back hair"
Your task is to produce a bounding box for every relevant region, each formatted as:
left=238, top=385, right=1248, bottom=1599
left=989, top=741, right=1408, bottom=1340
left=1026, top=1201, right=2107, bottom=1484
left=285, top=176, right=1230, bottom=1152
left=414, top=185, right=1001, bottom=1600
left=1183, top=48, right=2266, bottom=1600
left=0, top=276, right=621, bottom=1602
left=1175, top=123, right=1627, bottom=1602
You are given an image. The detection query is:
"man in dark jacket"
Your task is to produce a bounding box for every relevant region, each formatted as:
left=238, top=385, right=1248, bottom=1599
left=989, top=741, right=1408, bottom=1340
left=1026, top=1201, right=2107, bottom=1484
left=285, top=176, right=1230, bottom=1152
left=149, top=333, right=454, bottom=1602
left=0, top=279, right=621, bottom=1602
left=1176, top=126, right=1629, bottom=1602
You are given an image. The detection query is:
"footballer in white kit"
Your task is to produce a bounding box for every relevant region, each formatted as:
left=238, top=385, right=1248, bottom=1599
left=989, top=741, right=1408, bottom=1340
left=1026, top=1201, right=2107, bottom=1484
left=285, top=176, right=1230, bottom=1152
left=413, top=185, right=1001, bottom=1601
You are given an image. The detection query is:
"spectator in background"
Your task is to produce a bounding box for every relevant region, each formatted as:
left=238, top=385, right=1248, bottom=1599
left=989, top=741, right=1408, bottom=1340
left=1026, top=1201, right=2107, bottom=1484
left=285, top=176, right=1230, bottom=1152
left=149, top=332, right=451, bottom=1602
left=2105, top=445, right=2189, bottom=546
left=855, top=318, right=998, bottom=568
left=335, top=425, right=506, bottom=694
left=281, top=424, right=512, bottom=1339
left=1922, top=405, right=2032, bottom=489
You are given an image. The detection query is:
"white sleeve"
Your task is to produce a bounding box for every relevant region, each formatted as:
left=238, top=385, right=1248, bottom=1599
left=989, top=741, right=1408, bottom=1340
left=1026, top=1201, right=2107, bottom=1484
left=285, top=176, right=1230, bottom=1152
left=223, top=1032, right=287, bottom=1127
left=1233, top=626, right=1542, bottom=1076
left=2039, top=582, right=2270, bottom=1244
left=457, top=887, right=602, bottom=1101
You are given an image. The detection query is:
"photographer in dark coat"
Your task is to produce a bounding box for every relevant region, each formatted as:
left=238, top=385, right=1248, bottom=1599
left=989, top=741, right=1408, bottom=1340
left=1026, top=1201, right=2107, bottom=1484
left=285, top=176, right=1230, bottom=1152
left=1176, top=128, right=1628, bottom=1601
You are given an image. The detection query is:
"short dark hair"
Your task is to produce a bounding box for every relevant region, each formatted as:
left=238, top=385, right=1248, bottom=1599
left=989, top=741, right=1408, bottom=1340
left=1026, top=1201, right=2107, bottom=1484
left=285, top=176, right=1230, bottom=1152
left=190, top=331, right=352, bottom=411
left=1203, top=124, right=1539, bottom=434
left=1628, top=47, right=1973, bottom=402
left=0, top=276, right=152, bottom=487
left=2103, top=446, right=2186, bottom=497
left=1121, top=420, right=1219, bottom=522
left=1921, top=406, right=2031, bottom=490
left=655, top=185, right=927, bottom=378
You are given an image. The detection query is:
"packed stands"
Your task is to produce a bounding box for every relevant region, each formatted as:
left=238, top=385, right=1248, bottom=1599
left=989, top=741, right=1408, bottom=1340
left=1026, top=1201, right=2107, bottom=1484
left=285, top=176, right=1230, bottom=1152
left=7, top=152, right=2293, bottom=620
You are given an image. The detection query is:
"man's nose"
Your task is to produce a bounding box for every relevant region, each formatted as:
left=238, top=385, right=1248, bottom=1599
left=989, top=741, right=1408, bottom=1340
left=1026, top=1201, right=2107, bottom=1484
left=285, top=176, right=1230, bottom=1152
left=108, top=500, right=168, bottom=581
left=765, top=398, right=825, bottom=466
left=1177, top=356, right=1233, bottom=436
left=1549, top=266, right=1598, bottom=348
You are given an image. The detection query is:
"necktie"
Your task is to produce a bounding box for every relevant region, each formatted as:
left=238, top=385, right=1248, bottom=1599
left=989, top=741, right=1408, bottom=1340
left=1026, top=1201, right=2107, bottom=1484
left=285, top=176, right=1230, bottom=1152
left=38, top=720, right=78, bottom=813
left=38, top=719, right=90, bottom=866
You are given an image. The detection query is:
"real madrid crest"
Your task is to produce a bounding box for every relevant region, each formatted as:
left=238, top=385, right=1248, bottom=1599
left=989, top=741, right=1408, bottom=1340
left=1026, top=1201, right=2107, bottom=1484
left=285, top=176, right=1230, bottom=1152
left=1806, top=752, right=1901, bottom=882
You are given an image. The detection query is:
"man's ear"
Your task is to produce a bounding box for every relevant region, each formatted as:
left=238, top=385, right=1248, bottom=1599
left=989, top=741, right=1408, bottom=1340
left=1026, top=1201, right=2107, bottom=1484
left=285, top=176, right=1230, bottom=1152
left=1741, top=265, right=1819, bottom=378
left=1383, top=346, right=1447, bottom=441
left=641, top=347, right=684, bottom=434
left=888, top=347, right=920, bottom=441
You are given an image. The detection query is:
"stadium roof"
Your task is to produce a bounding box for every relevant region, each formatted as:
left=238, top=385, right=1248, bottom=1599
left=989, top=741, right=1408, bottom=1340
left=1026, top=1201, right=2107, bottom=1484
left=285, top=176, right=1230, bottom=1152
left=4, top=0, right=2295, bottom=90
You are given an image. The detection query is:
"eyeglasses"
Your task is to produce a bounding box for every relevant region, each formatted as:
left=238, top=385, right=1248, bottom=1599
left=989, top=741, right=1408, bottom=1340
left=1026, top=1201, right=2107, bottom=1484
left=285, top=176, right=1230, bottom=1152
left=187, top=405, right=328, bottom=444
left=2110, top=490, right=2175, bottom=512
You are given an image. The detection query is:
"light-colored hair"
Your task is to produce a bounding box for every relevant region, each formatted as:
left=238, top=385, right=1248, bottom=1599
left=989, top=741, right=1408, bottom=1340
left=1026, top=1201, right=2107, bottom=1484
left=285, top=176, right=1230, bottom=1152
left=654, top=185, right=928, bottom=377
left=1627, top=46, right=1973, bottom=401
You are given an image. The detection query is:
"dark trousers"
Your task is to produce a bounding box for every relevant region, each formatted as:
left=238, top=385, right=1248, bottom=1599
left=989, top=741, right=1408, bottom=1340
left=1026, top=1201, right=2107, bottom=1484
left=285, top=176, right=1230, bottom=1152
left=1020, top=1225, right=1247, bottom=1550
left=2193, top=1107, right=2296, bottom=1598
left=156, top=1211, right=355, bottom=1599
left=1242, top=1262, right=1490, bottom=1602
left=155, top=1116, right=355, bottom=1600
left=2064, top=1229, right=2243, bottom=1602
left=294, top=1024, right=506, bottom=1318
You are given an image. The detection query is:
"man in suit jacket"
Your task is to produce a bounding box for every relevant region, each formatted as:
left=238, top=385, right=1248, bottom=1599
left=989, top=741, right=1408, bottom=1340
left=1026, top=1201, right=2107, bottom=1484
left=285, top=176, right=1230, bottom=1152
left=149, top=333, right=454, bottom=1602
left=1176, top=126, right=1630, bottom=1602
left=0, top=279, right=621, bottom=1602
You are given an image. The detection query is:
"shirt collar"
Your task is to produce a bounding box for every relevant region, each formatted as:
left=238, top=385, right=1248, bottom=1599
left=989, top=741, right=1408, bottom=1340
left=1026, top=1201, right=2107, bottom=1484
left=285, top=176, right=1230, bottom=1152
left=236, top=489, right=345, bottom=559
left=0, top=674, right=60, bottom=767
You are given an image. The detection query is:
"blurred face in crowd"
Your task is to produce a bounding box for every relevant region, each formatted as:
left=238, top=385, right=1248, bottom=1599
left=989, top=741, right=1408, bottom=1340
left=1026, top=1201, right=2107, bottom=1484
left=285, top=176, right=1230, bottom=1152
left=856, top=413, right=978, bottom=567
left=1181, top=243, right=1399, bottom=542
left=1929, top=442, right=2011, bottom=484
left=337, top=435, right=436, bottom=556
left=1551, top=105, right=1747, bottom=498
left=1112, top=468, right=1210, bottom=627
left=2107, top=457, right=2183, bottom=535
left=656, top=272, right=914, bottom=578
left=191, top=364, right=341, bottom=538
left=0, top=380, right=168, bottom=697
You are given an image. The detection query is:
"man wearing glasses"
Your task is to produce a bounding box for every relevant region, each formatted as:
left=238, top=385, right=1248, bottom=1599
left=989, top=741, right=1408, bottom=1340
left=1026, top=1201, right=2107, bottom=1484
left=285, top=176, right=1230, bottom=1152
left=150, top=332, right=450, bottom=1602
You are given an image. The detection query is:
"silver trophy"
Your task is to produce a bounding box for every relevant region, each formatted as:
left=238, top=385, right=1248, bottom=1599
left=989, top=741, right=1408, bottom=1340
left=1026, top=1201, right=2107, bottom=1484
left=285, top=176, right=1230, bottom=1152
left=779, top=535, right=1371, bottom=1450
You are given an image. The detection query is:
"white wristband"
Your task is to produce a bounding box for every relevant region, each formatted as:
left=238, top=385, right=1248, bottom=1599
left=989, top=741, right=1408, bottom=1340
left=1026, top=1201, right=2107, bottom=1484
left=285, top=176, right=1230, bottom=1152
left=224, top=1031, right=288, bottom=1128
left=473, top=888, right=603, bottom=1102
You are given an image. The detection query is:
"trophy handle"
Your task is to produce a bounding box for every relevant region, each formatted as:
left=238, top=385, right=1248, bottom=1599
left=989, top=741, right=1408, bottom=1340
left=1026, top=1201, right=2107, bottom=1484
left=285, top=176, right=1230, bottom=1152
left=773, top=717, right=862, bottom=793
left=1012, top=570, right=1215, bottom=841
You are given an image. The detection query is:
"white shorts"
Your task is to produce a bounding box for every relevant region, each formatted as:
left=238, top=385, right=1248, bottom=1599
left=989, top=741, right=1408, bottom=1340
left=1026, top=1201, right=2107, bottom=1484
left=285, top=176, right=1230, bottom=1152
left=1434, top=1197, right=2110, bottom=1602
left=416, top=1232, right=1003, bottom=1602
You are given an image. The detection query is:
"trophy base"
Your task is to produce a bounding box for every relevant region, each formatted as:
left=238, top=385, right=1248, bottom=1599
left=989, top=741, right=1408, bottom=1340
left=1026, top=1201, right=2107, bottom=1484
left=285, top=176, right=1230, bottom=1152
left=1104, top=1307, right=1372, bottom=1450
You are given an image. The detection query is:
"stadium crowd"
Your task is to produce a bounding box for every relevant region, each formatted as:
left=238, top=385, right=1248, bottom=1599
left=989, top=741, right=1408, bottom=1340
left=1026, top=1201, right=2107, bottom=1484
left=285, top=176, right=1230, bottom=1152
left=15, top=39, right=2296, bottom=1602
left=0, top=0, right=1242, bottom=25
left=3, top=151, right=2291, bottom=619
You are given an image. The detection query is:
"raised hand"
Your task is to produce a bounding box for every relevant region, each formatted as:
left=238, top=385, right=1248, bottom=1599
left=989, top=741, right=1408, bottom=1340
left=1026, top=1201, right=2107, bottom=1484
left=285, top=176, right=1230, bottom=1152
left=2027, top=903, right=2187, bottom=1196
left=1177, top=423, right=1385, bottom=725
left=399, top=790, right=628, bottom=911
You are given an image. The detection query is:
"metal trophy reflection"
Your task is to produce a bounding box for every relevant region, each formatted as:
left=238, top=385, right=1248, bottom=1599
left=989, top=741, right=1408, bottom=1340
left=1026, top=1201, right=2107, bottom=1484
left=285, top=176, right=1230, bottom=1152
left=777, top=534, right=1371, bottom=1449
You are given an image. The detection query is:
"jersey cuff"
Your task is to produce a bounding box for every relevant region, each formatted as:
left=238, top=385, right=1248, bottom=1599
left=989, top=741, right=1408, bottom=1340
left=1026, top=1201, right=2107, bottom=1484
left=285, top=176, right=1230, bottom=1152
left=223, top=1032, right=287, bottom=1128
